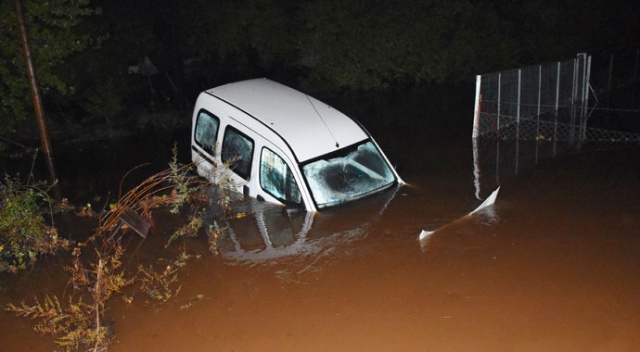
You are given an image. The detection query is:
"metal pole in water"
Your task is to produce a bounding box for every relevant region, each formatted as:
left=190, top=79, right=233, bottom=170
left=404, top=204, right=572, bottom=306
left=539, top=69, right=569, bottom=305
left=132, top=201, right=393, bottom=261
left=473, top=75, right=482, bottom=138
left=14, top=0, right=60, bottom=200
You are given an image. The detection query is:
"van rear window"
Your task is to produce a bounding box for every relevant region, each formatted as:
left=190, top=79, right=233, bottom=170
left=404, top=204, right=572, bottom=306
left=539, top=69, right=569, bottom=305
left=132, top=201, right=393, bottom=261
left=194, top=110, right=219, bottom=155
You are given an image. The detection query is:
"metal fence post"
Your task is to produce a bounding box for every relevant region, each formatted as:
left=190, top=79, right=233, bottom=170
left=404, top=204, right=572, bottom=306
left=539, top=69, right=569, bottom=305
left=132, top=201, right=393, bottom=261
left=497, top=73, right=501, bottom=132
left=554, top=62, right=560, bottom=155
left=517, top=69, right=521, bottom=139
left=537, top=65, right=542, bottom=138
left=473, top=75, right=481, bottom=138
left=580, top=54, right=591, bottom=141
left=570, top=57, right=578, bottom=142
left=635, top=48, right=639, bottom=109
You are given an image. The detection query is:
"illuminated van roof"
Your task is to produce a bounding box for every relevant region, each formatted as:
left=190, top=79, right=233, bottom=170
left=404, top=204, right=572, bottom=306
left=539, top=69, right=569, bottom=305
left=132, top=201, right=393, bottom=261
left=205, top=78, right=369, bottom=163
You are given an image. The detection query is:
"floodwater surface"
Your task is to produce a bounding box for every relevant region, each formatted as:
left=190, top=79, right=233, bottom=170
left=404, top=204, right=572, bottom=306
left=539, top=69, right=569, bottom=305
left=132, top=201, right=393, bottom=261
left=1, top=138, right=640, bottom=352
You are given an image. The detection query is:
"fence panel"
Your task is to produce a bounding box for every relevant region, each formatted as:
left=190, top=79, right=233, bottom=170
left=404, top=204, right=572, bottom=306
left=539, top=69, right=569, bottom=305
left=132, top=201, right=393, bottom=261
left=472, top=52, right=640, bottom=200
left=473, top=53, right=591, bottom=143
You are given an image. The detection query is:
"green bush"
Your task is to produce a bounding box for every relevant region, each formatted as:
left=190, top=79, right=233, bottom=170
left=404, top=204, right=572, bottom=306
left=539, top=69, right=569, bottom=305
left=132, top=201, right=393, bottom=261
left=0, top=175, right=69, bottom=273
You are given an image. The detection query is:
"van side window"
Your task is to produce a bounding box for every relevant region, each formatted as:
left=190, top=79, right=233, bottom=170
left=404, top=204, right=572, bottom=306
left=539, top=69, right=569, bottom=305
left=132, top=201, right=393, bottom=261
left=194, top=110, right=219, bottom=155
left=260, top=148, right=302, bottom=205
left=222, top=127, right=254, bottom=180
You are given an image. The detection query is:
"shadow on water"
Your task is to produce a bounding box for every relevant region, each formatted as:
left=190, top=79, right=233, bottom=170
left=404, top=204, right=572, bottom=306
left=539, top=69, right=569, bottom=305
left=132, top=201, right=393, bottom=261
left=0, top=127, right=191, bottom=206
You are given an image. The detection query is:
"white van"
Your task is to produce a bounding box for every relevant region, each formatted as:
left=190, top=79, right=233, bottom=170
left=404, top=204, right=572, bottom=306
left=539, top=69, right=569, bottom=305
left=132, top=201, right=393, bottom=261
left=191, top=78, right=403, bottom=212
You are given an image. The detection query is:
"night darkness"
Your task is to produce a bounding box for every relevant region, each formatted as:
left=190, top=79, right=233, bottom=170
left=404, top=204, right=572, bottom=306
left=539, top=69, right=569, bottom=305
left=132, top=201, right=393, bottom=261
left=0, top=0, right=638, bottom=144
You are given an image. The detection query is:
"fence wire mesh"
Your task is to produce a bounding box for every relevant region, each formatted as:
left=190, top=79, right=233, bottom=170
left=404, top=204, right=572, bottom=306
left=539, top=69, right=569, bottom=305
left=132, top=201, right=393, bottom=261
left=476, top=115, right=640, bottom=142
left=474, top=54, right=591, bottom=141
left=474, top=53, right=640, bottom=142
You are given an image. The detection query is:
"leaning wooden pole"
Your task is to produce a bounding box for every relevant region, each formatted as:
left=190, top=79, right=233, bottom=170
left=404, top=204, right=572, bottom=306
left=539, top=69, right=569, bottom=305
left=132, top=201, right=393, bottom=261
left=15, top=0, right=60, bottom=199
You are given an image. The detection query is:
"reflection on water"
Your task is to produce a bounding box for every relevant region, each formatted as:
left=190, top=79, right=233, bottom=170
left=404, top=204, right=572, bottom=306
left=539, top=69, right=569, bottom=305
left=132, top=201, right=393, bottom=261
left=211, top=184, right=401, bottom=277
left=472, top=138, right=581, bottom=200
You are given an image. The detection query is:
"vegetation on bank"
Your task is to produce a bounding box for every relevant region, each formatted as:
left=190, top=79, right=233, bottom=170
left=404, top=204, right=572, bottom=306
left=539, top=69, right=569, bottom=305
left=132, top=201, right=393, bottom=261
left=1, top=0, right=638, bottom=145
left=3, top=146, right=235, bottom=351
left=0, top=174, right=69, bottom=273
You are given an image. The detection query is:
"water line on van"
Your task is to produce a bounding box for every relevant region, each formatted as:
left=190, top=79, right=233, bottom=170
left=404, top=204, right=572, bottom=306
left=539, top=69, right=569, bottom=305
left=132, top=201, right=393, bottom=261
left=305, top=94, right=340, bottom=149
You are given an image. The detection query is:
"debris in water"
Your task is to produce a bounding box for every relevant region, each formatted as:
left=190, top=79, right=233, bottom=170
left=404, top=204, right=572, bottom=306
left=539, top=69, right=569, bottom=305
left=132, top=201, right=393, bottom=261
left=418, top=187, right=500, bottom=241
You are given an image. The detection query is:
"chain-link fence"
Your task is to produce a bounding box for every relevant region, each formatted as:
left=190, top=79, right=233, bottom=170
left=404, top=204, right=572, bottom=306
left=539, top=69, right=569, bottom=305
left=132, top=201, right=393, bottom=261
left=474, top=52, right=640, bottom=142
left=471, top=52, right=640, bottom=199
left=473, top=53, right=591, bottom=141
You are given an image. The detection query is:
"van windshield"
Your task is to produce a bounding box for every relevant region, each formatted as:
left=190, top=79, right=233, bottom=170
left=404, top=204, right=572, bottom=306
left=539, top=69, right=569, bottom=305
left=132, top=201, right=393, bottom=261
left=302, top=141, right=396, bottom=209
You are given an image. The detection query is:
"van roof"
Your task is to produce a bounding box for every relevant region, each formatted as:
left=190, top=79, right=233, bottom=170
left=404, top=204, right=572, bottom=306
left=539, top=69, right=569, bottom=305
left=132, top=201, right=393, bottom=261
left=205, top=78, right=369, bottom=163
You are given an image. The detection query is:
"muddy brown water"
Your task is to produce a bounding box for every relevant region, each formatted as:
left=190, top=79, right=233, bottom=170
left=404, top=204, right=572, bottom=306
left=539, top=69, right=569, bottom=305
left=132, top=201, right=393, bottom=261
left=1, top=139, right=640, bottom=351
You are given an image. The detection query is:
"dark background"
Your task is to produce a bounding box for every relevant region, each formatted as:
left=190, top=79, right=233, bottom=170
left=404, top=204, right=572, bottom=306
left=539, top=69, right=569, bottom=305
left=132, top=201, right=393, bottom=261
left=1, top=0, right=637, bottom=139
left=0, top=0, right=639, bottom=201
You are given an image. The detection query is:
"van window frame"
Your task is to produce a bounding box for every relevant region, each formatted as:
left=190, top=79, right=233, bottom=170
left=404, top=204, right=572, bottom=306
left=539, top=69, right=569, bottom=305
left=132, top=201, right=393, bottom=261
left=221, top=125, right=255, bottom=180
left=300, top=139, right=397, bottom=209
left=259, top=147, right=303, bottom=206
left=194, top=109, right=220, bottom=156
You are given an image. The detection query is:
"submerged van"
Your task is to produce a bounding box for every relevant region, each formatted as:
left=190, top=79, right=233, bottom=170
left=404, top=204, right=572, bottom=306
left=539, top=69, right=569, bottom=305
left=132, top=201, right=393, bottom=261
left=190, top=78, right=403, bottom=212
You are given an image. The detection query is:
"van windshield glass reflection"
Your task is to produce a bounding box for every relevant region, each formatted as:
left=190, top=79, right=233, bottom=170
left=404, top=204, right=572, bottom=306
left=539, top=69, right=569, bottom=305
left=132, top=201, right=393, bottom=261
left=302, top=141, right=396, bottom=209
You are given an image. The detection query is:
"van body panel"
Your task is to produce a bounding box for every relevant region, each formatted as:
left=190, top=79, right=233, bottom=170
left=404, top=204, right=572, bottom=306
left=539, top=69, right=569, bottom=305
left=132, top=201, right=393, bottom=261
left=191, top=78, right=402, bottom=212
left=206, top=78, right=368, bottom=163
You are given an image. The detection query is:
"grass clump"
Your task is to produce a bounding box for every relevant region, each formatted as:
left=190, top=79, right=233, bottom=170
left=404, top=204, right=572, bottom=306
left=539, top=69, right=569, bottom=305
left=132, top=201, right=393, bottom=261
left=137, top=263, right=181, bottom=304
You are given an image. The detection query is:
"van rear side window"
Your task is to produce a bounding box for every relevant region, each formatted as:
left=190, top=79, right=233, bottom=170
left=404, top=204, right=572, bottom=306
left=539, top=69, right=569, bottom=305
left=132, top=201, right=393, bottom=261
left=222, top=127, right=254, bottom=180
left=260, top=148, right=302, bottom=205
left=194, top=110, right=219, bottom=155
